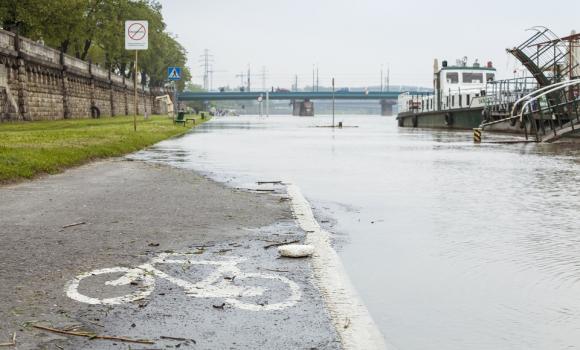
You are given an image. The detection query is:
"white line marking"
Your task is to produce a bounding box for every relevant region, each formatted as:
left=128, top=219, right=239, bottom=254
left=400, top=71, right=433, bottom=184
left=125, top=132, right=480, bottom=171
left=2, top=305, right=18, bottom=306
left=286, top=183, right=389, bottom=350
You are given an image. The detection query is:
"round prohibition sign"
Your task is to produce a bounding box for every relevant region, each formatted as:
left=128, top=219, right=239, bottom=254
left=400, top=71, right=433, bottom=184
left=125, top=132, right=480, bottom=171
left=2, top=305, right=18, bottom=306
left=128, top=23, right=146, bottom=40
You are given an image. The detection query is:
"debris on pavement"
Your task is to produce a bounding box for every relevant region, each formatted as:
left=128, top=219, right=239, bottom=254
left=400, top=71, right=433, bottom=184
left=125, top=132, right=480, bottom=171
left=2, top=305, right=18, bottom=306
left=278, top=244, right=314, bottom=258
left=263, top=239, right=300, bottom=249
left=0, top=333, right=16, bottom=347
left=62, top=221, right=86, bottom=229
left=31, top=324, right=155, bottom=345
left=256, top=181, right=283, bottom=185
left=212, top=303, right=226, bottom=310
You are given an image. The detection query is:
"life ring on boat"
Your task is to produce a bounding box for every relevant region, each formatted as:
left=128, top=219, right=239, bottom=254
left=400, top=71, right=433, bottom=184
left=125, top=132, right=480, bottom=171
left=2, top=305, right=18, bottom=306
left=444, top=113, right=453, bottom=126
left=412, top=115, right=418, bottom=128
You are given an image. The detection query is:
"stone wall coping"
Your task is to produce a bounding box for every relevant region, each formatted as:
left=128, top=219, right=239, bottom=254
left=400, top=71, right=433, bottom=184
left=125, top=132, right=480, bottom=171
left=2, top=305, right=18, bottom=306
left=0, top=29, right=15, bottom=51
left=18, top=36, right=60, bottom=65
left=63, top=55, right=90, bottom=73
left=111, top=74, right=124, bottom=85
left=91, top=64, right=109, bottom=80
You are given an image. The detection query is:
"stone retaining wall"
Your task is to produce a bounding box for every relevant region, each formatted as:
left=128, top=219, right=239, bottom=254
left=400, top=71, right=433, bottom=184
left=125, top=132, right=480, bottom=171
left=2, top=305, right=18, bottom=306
left=0, top=29, right=172, bottom=121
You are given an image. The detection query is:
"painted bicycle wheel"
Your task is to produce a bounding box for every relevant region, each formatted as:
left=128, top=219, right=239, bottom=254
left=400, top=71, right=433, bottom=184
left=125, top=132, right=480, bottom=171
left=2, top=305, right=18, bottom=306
left=65, top=267, right=155, bottom=305
left=225, top=272, right=301, bottom=311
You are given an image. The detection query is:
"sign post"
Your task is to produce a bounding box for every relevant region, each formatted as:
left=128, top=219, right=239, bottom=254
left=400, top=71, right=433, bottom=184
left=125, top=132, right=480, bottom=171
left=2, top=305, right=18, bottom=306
left=167, top=67, right=181, bottom=118
left=125, top=20, right=148, bottom=131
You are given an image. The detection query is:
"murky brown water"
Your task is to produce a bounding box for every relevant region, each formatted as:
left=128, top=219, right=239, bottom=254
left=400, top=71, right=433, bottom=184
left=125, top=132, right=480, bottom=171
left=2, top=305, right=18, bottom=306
left=132, top=115, right=580, bottom=349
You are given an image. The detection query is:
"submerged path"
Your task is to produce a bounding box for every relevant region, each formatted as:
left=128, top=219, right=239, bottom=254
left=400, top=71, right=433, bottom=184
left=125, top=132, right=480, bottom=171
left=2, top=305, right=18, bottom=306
left=0, top=159, right=343, bottom=349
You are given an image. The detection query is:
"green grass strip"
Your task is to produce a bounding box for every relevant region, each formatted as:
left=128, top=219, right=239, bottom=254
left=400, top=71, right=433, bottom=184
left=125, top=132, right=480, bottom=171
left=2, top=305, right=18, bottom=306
left=0, top=114, right=207, bottom=184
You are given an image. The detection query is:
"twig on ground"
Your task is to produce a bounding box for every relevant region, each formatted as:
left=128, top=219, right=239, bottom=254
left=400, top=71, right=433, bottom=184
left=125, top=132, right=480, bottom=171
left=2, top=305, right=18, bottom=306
left=32, top=325, right=154, bottom=345
left=261, top=268, right=290, bottom=273
left=62, top=222, right=86, bottom=229
left=263, top=239, right=300, bottom=249
left=257, top=181, right=283, bottom=185
left=344, top=317, right=351, bottom=329
left=212, top=303, right=226, bottom=310
left=159, top=335, right=193, bottom=341
left=0, top=332, right=16, bottom=347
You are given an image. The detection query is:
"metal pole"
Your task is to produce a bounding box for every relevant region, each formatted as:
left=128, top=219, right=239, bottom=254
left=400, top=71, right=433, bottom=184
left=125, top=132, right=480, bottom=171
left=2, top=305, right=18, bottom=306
left=387, top=65, right=390, bottom=92
left=312, top=65, right=314, bottom=91
left=316, top=66, right=319, bottom=92
left=332, top=77, right=335, bottom=127
left=173, top=81, right=177, bottom=119
left=294, top=74, right=298, bottom=91
left=381, top=65, right=383, bottom=92
left=266, top=91, right=269, bottom=117
left=134, top=50, right=138, bottom=131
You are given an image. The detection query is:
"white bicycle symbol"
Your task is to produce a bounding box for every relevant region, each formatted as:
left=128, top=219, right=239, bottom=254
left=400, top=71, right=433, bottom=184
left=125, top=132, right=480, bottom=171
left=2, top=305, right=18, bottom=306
left=65, top=253, right=301, bottom=311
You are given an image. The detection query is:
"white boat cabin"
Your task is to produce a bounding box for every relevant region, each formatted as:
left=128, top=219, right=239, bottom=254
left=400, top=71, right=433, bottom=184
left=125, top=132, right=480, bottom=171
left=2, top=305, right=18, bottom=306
left=398, top=58, right=496, bottom=113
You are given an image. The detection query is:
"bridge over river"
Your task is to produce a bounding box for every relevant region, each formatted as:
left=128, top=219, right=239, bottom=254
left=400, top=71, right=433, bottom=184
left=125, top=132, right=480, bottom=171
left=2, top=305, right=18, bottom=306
left=178, top=91, right=404, bottom=116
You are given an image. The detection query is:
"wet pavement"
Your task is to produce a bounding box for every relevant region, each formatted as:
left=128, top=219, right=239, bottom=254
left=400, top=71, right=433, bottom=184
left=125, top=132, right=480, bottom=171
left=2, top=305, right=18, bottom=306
left=0, top=160, right=340, bottom=349
left=130, top=115, right=580, bottom=350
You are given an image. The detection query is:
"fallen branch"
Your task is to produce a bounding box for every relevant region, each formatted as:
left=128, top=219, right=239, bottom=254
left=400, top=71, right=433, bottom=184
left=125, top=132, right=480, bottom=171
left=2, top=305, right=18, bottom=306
left=62, top=221, right=86, bottom=229
left=0, top=333, right=16, bottom=347
left=263, top=239, right=300, bottom=249
left=257, top=181, right=283, bottom=185
left=159, top=335, right=193, bottom=341
left=32, top=325, right=154, bottom=345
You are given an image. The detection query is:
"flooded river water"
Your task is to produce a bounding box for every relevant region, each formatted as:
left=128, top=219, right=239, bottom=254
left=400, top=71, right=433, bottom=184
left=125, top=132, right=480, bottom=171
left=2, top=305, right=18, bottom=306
left=133, top=115, right=580, bottom=349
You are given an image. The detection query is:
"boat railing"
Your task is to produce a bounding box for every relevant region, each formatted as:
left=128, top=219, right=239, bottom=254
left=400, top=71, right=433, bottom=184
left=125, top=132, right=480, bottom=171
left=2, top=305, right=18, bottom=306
left=482, top=77, right=538, bottom=116
left=481, top=78, right=580, bottom=142
left=398, top=91, right=435, bottom=113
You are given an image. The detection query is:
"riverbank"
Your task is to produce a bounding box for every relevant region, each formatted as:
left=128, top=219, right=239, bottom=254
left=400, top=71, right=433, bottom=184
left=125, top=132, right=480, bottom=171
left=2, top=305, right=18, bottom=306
left=0, top=115, right=206, bottom=184
left=0, top=159, right=340, bottom=349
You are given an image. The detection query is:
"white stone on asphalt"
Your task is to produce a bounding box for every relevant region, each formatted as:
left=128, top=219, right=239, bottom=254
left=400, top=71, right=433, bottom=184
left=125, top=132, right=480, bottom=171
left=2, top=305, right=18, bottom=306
left=278, top=244, right=315, bottom=258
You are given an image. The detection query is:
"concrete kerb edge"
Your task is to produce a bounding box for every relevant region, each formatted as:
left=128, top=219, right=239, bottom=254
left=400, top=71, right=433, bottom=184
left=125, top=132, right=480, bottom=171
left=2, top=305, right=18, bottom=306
left=285, top=182, right=390, bottom=350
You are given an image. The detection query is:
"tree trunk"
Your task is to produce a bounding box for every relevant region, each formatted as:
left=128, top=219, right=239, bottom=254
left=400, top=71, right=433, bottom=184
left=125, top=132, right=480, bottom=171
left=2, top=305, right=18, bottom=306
left=80, top=39, right=92, bottom=60
left=60, top=40, right=70, bottom=54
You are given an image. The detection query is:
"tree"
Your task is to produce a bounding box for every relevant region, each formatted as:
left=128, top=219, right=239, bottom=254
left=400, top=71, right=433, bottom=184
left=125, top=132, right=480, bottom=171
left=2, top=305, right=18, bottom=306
left=0, top=0, right=191, bottom=89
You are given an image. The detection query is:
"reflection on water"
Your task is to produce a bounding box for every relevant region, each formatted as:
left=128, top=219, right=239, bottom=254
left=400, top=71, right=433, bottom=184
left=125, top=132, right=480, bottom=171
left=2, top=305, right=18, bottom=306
left=131, top=116, right=580, bottom=350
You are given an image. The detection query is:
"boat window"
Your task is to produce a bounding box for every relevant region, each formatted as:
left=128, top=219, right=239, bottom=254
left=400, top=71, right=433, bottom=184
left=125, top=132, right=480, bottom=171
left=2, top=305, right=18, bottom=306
left=446, top=72, right=459, bottom=84
left=459, top=94, right=462, bottom=107
left=486, top=73, right=495, bottom=82
left=466, top=94, right=470, bottom=106
left=462, top=72, right=483, bottom=83
left=452, top=95, right=455, bottom=106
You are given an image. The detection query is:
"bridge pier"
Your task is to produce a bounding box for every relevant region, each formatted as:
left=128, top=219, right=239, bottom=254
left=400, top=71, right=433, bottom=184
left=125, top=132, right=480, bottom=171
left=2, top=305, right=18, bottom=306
left=380, top=99, right=396, bottom=116
left=292, top=99, right=314, bottom=117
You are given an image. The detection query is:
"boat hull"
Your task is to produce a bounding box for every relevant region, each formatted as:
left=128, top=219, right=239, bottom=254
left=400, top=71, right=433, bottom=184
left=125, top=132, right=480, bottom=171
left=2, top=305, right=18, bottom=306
left=396, top=108, right=580, bottom=139
left=397, top=108, right=483, bottom=129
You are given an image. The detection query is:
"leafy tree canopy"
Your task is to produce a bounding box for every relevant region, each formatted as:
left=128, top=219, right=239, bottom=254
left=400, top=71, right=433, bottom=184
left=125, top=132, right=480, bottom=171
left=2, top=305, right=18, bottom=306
left=0, top=0, right=191, bottom=90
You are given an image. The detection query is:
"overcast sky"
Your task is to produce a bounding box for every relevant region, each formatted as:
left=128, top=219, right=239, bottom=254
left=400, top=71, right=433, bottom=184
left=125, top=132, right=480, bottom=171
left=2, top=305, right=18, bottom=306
left=159, top=0, right=580, bottom=90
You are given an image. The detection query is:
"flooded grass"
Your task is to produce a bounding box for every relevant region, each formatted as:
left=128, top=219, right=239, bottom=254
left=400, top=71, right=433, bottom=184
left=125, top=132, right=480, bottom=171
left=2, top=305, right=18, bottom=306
left=0, top=115, right=206, bottom=183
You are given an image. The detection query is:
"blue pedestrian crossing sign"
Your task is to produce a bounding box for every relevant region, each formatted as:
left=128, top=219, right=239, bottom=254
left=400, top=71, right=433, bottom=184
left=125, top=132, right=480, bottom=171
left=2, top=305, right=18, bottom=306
left=167, top=66, right=181, bottom=81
